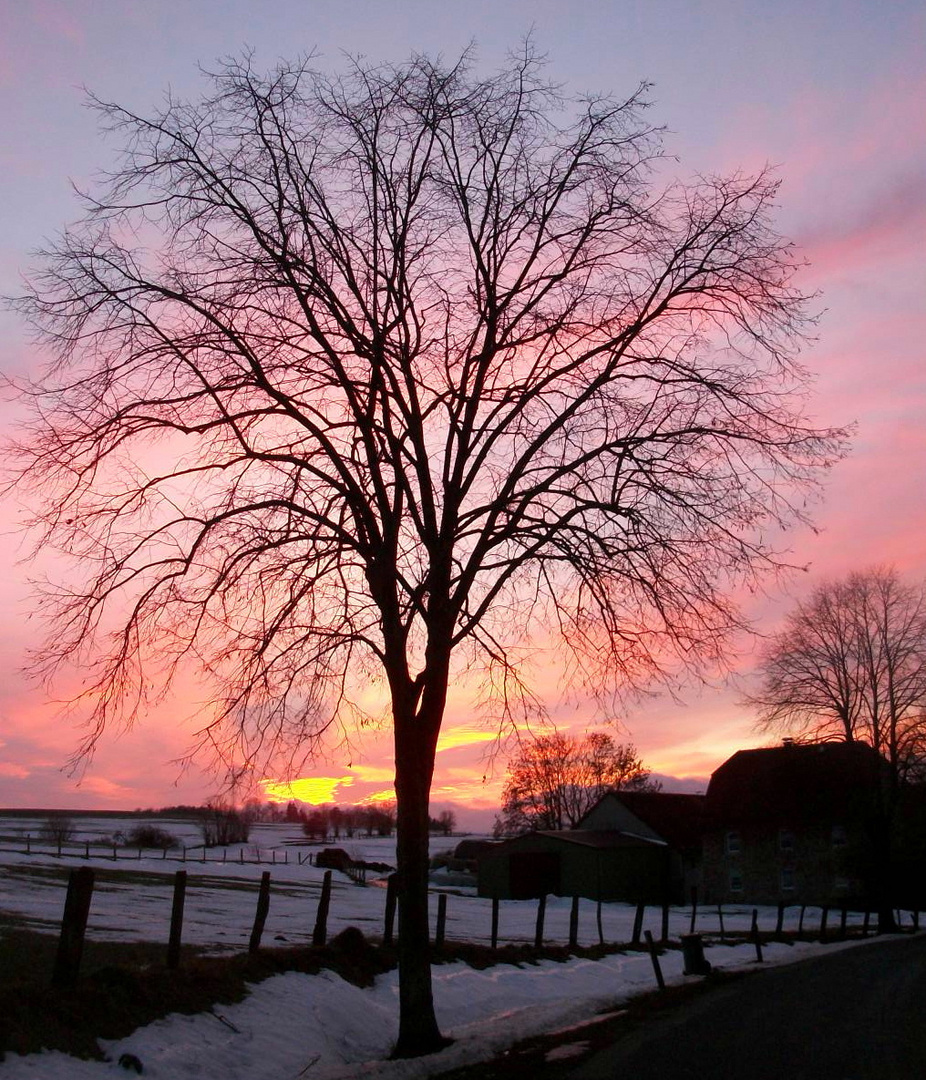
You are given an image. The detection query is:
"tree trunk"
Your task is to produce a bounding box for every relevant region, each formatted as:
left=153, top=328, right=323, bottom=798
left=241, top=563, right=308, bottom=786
left=391, top=708, right=451, bottom=1058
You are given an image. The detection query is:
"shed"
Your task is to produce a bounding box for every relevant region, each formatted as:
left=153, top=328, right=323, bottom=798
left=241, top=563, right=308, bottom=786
left=477, top=829, right=672, bottom=902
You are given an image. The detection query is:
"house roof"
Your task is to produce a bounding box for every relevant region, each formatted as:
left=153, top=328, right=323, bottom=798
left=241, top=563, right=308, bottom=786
left=705, top=741, right=886, bottom=828
left=613, top=791, right=706, bottom=849
left=574, top=790, right=706, bottom=850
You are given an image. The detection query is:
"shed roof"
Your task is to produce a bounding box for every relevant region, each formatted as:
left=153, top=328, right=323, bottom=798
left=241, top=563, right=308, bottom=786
left=489, top=828, right=664, bottom=854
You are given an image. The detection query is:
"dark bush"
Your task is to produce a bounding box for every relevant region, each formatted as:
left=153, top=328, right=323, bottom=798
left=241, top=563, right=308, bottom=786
left=315, top=847, right=354, bottom=872
left=125, top=824, right=177, bottom=850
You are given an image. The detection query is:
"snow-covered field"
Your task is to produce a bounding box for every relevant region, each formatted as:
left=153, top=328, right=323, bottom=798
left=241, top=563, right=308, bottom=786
left=0, top=813, right=896, bottom=1079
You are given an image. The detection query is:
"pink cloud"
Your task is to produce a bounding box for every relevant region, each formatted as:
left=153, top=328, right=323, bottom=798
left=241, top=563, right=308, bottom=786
left=0, top=762, right=30, bottom=779
left=28, top=0, right=86, bottom=48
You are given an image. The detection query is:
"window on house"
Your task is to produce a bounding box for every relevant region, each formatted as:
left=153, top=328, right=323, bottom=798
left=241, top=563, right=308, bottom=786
left=780, top=867, right=795, bottom=891
left=729, top=870, right=743, bottom=893
left=831, top=825, right=847, bottom=849
left=725, top=830, right=741, bottom=855
left=779, top=828, right=795, bottom=852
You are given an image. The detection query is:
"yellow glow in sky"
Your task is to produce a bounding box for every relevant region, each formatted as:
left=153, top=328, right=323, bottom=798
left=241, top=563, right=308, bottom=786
left=436, top=725, right=498, bottom=753
left=260, top=776, right=350, bottom=804
left=360, top=789, right=397, bottom=804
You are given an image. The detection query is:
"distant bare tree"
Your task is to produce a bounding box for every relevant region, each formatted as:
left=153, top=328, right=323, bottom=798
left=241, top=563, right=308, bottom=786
left=39, top=816, right=76, bottom=846
left=200, top=804, right=251, bottom=847
left=749, top=567, right=926, bottom=786
left=496, top=731, right=657, bottom=834
left=10, top=48, right=842, bottom=1053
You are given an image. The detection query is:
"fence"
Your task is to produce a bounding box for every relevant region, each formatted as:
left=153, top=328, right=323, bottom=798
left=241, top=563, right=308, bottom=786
left=43, top=863, right=922, bottom=991
left=2, top=835, right=303, bottom=866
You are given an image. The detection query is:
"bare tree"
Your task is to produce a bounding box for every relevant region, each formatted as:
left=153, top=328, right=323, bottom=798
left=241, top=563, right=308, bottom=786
left=9, top=49, right=842, bottom=1054
left=495, top=731, right=656, bottom=834
left=749, top=567, right=926, bottom=786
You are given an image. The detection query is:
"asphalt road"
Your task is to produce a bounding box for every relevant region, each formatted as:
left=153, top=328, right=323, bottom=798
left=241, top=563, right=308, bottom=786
left=569, top=934, right=926, bottom=1080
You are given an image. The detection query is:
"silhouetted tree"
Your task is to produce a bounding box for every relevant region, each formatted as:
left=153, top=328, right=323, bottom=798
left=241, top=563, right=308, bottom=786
left=495, top=731, right=656, bottom=834
left=11, top=48, right=842, bottom=1054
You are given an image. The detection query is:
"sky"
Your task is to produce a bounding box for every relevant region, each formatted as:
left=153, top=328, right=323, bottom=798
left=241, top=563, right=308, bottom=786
left=0, top=1, right=924, bottom=825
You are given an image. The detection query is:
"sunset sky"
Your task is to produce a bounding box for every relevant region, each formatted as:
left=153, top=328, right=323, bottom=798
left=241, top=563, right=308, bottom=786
left=1, top=1, right=923, bottom=827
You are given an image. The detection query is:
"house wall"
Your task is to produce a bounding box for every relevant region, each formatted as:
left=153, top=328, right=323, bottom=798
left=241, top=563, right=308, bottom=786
left=701, top=822, right=862, bottom=906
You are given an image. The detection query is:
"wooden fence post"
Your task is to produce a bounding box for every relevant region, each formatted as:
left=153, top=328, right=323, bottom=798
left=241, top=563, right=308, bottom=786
left=751, top=909, right=763, bottom=962
left=644, top=930, right=665, bottom=990
left=631, top=901, right=645, bottom=944
left=862, top=909, right=871, bottom=937
left=819, top=905, right=829, bottom=942
left=569, top=896, right=580, bottom=949
left=167, top=870, right=187, bottom=970
left=798, top=904, right=806, bottom=934
left=775, top=902, right=784, bottom=937
left=383, top=873, right=398, bottom=945
left=435, top=893, right=447, bottom=948
left=689, top=886, right=698, bottom=934
left=597, top=898, right=604, bottom=946
left=52, top=867, right=95, bottom=988
left=660, top=901, right=670, bottom=943
left=84, top=841, right=90, bottom=860
left=717, top=904, right=726, bottom=942
left=491, top=897, right=499, bottom=950
left=839, top=905, right=848, bottom=939
left=249, top=871, right=271, bottom=953
left=313, top=870, right=332, bottom=946
left=534, top=894, right=547, bottom=949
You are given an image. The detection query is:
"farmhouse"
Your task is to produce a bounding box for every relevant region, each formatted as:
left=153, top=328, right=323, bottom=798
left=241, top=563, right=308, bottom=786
left=700, top=740, right=891, bottom=906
